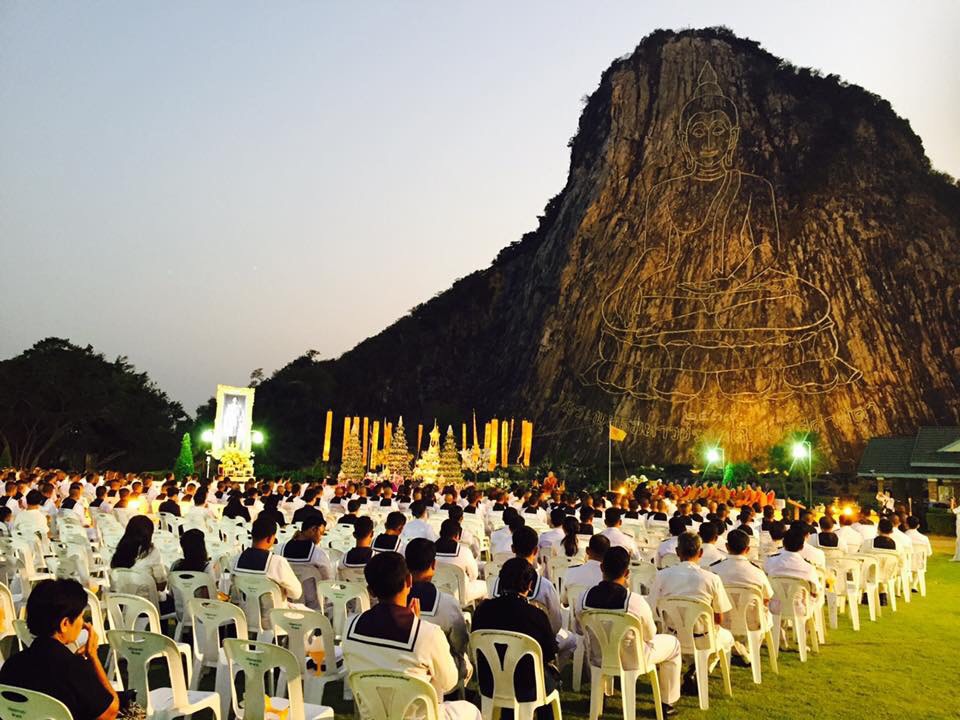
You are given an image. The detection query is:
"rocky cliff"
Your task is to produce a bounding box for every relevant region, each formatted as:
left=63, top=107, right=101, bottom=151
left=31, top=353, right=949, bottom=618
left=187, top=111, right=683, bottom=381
left=253, top=28, right=960, bottom=471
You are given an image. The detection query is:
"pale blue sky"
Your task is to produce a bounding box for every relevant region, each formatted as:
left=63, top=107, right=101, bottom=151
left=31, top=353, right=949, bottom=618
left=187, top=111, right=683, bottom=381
left=2, top=1, right=958, bottom=412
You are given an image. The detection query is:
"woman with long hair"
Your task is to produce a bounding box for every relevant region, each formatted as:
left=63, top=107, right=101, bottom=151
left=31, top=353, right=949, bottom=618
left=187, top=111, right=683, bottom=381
left=170, top=528, right=211, bottom=573
left=110, top=514, right=168, bottom=592
left=222, top=490, right=251, bottom=522
left=558, top=515, right=581, bottom=557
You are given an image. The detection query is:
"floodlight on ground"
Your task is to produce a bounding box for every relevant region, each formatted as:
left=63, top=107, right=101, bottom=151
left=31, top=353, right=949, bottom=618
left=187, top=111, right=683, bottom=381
left=251, top=430, right=265, bottom=445
left=705, top=447, right=723, bottom=465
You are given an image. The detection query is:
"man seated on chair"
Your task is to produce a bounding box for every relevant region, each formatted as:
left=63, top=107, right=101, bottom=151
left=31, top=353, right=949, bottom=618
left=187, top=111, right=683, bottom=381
left=577, top=547, right=682, bottom=717
left=600, top=508, right=641, bottom=561
left=0, top=578, right=119, bottom=720
left=13, top=489, right=50, bottom=538
left=697, top=521, right=726, bottom=567
left=904, top=516, right=932, bottom=561
left=402, top=500, right=440, bottom=542
left=336, top=499, right=362, bottom=526
left=708, top=528, right=773, bottom=667
left=812, top=516, right=847, bottom=553
left=157, top=487, right=182, bottom=517
left=496, top=525, right=563, bottom=634
left=764, top=526, right=823, bottom=614
left=343, top=552, right=481, bottom=720
left=280, top=515, right=334, bottom=581
left=538, top=508, right=568, bottom=557
left=292, top=489, right=324, bottom=524
left=656, top=517, right=691, bottom=568
left=872, top=518, right=898, bottom=550
left=446, top=505, right=480, bottom=559
left=373, top=511, right=408, bottom=554
left=648, top=531, right=735, bottom=695
left=490, top=507, right=523, bottom=557
left=434, top=519, right=486, bottom=604
left=233, top=515, right=303, bottom=606
left=339, top=516, right=375, bottom=573
left=472, top=558, right=560, bottom=718
left=405, top=538, right=472, bottom=687
left=562, top=533, right=610, bottom=606
left=790, top=521, right=826, bottom=569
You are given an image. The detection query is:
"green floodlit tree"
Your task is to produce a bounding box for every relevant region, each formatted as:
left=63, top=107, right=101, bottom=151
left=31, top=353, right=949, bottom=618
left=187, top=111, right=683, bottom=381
left=173, top=433, right=194, bottom=480
left=340, top=422, right=365, bottom=481
left=385, top=417, right=413, bottom=479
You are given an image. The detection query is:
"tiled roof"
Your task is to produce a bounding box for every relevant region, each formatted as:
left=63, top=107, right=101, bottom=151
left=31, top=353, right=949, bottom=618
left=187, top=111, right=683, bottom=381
left=909, top=427, right=960, bottom=468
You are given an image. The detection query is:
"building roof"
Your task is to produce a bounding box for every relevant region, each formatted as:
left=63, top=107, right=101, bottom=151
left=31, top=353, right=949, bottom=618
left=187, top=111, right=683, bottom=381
left=910, top=427, right=960, bottom=468
left=858, top=427, right=960, bottom=479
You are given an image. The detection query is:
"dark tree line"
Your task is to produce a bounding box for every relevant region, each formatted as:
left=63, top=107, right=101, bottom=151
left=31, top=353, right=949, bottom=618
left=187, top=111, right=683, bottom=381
left=0, top=338, right=189, bottom=471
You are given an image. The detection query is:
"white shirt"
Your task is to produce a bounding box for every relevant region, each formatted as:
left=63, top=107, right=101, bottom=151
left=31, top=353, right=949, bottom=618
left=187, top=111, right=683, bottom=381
left=852, top=521, right=877, bottom=541
left=709, top=555, right=773, bottom=601
left=698, top=542, right=727, bottom=568
left=763, top=550, right=821, bottom=593
left=905, top=528, right=932, bottom=558
left=601, top=526, right=640, bottom=561
left=12, top=507, right=48, bottom=536
left=577, top=583, right=661, bottom=671
left=489, top=526, right=514, bottom=557
left=799, top=541, right=826, bottom=569
left=538, top=527, right=564, bottom=552
left=435, top=543, right=480, bottom=582
left=561, top=559, right=603, bottom=606
left=648, top=561, right=733, bottom=617
left=343, top=608, right=459, bottom=700
left=402, top=518, right=439, bottom=543
left=656, top=536, right=679, bottom=567
left=836, top=525, right=862, bottom=552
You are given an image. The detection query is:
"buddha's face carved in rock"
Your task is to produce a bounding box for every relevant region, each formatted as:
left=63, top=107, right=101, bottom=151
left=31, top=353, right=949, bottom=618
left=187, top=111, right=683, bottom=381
left=682, top=110, right=738, bottom=174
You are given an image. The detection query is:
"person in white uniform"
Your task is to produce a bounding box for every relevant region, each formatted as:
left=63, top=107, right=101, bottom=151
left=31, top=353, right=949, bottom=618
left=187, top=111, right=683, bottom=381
left=709, top=528, right=774, bottom=663
left=697, top=521, right=727, bottom=567
left=434, top=519, right=486, bottom=604
left=405, top=539, right=472, bottom=686
left=600, top=508, right=641, bottom=561
left=648, top=532, right=735, bottom=694
left=951, top=498, right=960, bottom=562
left=764, top=527, right=823, bottom=618
left=231, top=516, right=303, bottom=607
left=562, top=534, right=610, bottom=606
left=343, top=552, right=480, bottom=720
left=401, top=500, right=439, bottom=543
left=577, top=547, right=682, bottom=716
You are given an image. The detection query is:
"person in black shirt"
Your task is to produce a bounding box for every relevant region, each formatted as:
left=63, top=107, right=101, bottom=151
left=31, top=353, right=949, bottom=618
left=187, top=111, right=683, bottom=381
left=873, top=518, right=898, bottom=550
left=89, top=485, right=109, bottom=509
left=292, top=490, right=324, bottom=524
left=578, top=506, right=596, bottom=535
left=158, top=488, right=182, bottom=517
left=373, top=511, right=407, bottom=553
left=472, top=558, right=559, bottom=711
left=342, top=516, right=375, bottom=569
left=223, top=491, right=251, bottom=522
left=0, top=579, right=118, bottom=720
left=258, top=495, right=286, bottom=528
left=337, top=499, right=362, bottom=526
left=817, top=516, right=840, bottom=548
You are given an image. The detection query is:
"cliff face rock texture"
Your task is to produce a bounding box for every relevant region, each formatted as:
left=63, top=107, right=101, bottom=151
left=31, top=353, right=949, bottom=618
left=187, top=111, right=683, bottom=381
left=254, top=28, right=960, bottom=470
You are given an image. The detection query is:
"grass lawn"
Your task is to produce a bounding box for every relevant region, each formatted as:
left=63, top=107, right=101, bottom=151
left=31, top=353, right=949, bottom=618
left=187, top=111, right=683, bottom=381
left=185, top=536, right=960, bottom=720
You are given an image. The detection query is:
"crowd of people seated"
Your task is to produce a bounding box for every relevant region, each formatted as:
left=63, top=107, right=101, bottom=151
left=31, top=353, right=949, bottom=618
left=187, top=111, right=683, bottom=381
left=0, top=466, right=937, bottom=720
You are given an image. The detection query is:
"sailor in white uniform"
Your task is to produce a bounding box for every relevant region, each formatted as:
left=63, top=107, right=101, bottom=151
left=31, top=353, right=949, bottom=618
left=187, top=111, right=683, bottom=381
left=561, top=534, right=610, bottom=607
left=405, top=538, right=472, bottom=686
left=764, top=527, right=823, bottom=618
left=342, top=552, right=481, bottom=720
left=231, top=516, right=303, bottom=607
left=434, top=519, right=486, bottom=604
left=600, top=508, right=641, bottom=561
left=401, top=501, right=439, bottom=543
left=577, top=547, right=681, bottom=715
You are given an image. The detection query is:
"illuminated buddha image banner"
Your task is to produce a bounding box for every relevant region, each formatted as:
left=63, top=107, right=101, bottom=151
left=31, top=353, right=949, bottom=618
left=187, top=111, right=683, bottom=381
left=212, top=384, right=256, bottom=459
left=589, top=62, right=861, bottom=403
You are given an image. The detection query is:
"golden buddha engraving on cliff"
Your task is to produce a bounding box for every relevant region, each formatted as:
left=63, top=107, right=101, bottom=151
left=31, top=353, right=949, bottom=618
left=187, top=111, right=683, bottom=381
left=591, top=62, right=861, bottom=401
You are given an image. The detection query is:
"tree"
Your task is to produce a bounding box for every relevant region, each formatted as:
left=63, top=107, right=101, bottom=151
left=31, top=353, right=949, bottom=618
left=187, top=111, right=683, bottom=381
left=173, top=433, right=194, bottom=479
left=438, top=425, right=463, bottom=486
left=0, top=338, right=188, bottom=470
left=384, top=417, right=412, bottom=479
left=340, top=422, right=365, bottom=481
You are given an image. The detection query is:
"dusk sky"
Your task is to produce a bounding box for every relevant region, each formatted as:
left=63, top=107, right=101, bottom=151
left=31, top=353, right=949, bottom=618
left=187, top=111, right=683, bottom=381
left=2, top=1, right=958, bottom=414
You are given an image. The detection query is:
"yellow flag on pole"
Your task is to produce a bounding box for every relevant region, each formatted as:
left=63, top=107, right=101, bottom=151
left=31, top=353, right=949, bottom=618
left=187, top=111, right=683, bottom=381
left=342, top=417, right=351, bottom=457
left=322, top=410, right=333, bottom=462
left=500, top=420, right=509, bottom=467
left=370, top=421, right=380, bottom=468
left=609, top=424, right=627, bottom=442
left=361, top=417, right=370, bottom=467
left=489, top=418, right=499, bottom=471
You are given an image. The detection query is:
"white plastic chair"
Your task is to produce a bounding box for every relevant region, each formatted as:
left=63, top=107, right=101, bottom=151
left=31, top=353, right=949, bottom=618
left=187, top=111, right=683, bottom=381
left=580, top=609, right=664, bottom=720
left=0, top=684, right=72, bottom=720
left=106, top=629, right=222, bottom=720
left=723, top=583, right=778, bottom=684
left=469, top=629, right=561, bottom=720
left=769, top=577, right=819, bottom=663
left=223, top=638, right=334, bottom=720
left=168, top=571, right=217, bottom=641
left=187, top=597, right=248, bottom=720
left=628, top=562, right=657, bottom=596
left=657, top=597, right=732, bottom=710
left=564, top=582, right=593, bottom=692
left=232, top=573, right=284, bottom=641
left=270, top=606, right=348, bottom=704
left=866, top=550, right=901, bottom=613
left=104, top=593, right=193, bottom=684
left=348, top=670, right=440, bottom=720
left=314, top=581, right=370, bottom=641
left=0, top=581, right=16, bottom=642
left=85, top=588, right=123, bottom=689
left=289, top=563, right=331, bottom=612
